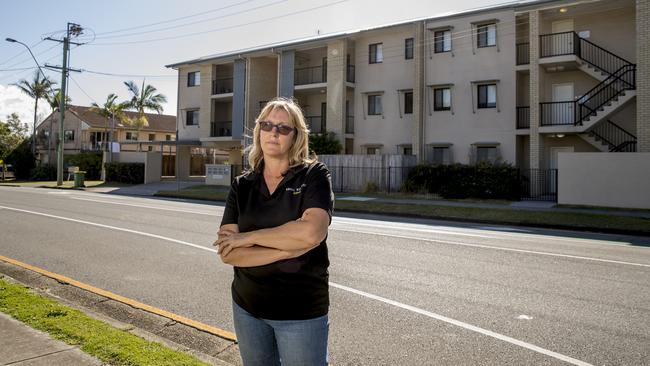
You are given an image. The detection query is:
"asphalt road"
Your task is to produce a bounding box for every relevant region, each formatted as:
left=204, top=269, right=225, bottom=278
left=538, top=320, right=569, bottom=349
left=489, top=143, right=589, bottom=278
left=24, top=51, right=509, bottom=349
left=1, top=186, right=649, bottom=365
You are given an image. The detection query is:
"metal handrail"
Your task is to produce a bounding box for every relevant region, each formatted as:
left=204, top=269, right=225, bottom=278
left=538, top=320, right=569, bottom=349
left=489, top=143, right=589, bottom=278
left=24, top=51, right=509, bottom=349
left=576, top=65, right=636, bottom=125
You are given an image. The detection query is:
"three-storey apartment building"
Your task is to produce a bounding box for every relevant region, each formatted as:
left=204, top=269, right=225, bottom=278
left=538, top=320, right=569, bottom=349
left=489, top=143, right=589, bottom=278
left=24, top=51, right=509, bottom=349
left=166, top=0, right=647, bottom=178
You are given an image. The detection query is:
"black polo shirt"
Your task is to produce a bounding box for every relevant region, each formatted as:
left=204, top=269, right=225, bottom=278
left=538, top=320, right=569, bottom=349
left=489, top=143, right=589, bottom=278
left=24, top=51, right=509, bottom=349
left=220, top=161, right=334, bottom=320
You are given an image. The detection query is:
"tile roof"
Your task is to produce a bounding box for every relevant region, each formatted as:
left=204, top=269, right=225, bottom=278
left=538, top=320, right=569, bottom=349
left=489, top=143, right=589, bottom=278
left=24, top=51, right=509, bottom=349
left=67, top=105, right=176, bottom=132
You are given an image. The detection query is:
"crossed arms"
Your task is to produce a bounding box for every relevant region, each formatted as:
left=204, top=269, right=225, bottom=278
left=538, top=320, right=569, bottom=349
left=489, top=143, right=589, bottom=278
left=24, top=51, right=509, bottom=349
left=214, top=207, right=329, bottom=267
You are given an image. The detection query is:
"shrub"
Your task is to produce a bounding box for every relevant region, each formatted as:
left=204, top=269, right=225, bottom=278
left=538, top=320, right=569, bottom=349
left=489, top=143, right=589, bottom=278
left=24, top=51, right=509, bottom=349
left=403, top=162, right=520, bottom=200
left=29, top=165, right=57, bottom=181
left=363, top=181, right=379, bottom=193
left=104, top=162, right=144, bottom=184
left=4, top=140, right=35, bottom=180
left=65, top=153, right=102, bottom=180
left=309, top=132, right=342, bottom=155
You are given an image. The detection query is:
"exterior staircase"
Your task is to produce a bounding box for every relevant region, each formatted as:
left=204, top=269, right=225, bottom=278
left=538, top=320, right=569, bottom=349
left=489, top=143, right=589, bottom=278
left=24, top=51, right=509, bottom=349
left=539, top=32, right=637, bottom=135
left=579, top=119, right=637, bottom=152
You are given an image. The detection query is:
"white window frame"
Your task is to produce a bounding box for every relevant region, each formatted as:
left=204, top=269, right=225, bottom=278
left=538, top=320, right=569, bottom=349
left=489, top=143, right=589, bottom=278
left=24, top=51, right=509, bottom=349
left=434, top=29, right=452, bottom=53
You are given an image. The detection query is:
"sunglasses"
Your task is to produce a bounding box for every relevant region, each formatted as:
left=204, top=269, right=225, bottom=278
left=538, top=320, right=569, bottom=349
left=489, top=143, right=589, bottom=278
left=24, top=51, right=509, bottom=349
left=258, top=121, right=296, bottom=135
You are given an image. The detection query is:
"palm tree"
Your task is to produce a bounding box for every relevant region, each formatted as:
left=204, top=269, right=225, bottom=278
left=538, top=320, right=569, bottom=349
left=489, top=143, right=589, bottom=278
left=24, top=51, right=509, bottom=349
left=14, top=70, right=55, bottom=155
left=90, top=93, right=129, bottom=153
left=45, top=89, right=70, bottom=163
left=123, top=80, right=167, bottom=151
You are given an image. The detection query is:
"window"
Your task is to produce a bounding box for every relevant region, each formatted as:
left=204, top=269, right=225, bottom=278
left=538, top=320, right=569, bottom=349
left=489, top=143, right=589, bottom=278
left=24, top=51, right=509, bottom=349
left=405, top=38, right=414, bottom=59
left=477, top=23, right=497, bottom=48
left=367, top=147, right=380, bottom=155
left=186, top=110, right=199, bottom=125
left=369, top=43, right=383, bottom=64
left=403, top=147, right=413, bottom=155
left=126, top=132, right=138, bottom=141
left=166, top=134, right=172, bottom=141
left=148, top=146, right=154, bottom=152
left=434, top=30, right=452, bottom=53
left=476, top=146, right=498, bottom=163
left=64, top=130, right=74, bottom=142
left=187, top=71, right=200, bottom=87
left=404, top=91, right=413, bottom=114
left=434, top=88, right=451, bottom=111
left=477, top=84, right=497, bottom=109
left=368, top=94, right=382, bottom=115
left=149, top=133, right=155, bottom=141
left=432, top=147, right=449, bottom=165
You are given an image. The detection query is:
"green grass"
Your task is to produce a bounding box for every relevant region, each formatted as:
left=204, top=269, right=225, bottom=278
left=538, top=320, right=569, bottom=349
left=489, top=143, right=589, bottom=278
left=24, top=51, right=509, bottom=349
left=156, top=185, right=229, bottom=201
left=334, top=200, right=650, bottom=234
left=0, top=277, right=210, bottom=366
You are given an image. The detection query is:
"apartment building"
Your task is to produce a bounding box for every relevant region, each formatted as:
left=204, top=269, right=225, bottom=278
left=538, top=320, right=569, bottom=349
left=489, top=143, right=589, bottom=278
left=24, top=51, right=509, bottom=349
left=166, top=0, right=648, bottom=176
left=36, top=105, right=177, bottom=165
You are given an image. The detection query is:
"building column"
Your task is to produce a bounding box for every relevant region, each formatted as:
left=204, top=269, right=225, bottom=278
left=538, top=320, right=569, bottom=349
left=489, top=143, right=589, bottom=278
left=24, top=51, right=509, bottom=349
left=232, top=59, right=246, bottom=140
left=637, top=0, right=650, bottom=152
left=199, top=64, right=213, bottom=140
left=528, top=10, right=543, bottom=169
left=326, top=40, right=347, bottom=151
left=176, top=145, right=191, bottom=180
left=413, top=21, right=426, bottom=162
left=278, top=50, right=295, bottom=98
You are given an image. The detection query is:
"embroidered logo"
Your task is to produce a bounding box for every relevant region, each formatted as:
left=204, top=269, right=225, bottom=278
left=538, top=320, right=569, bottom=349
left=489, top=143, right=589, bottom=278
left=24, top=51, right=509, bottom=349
left=286, top=183, right=307, bottom=195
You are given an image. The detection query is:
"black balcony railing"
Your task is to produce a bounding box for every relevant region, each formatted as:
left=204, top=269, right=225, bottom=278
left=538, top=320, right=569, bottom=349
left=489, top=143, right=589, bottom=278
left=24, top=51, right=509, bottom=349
left=305, top=116, right=325, bottom=133
left=516, top=43, right=530, bottom=65
left=576, top=64, right=636, bottom=125
left=210, top=121, right=232, bottom=137
left=540, top=101, right=576, bottom=126
left=346, top=64, right=355, bottom=83
left=577, top=36, right=634, bottom=76
left=294, top=66, right=326, bottom=85
left=516, top=106, right=530, bottom=129
left=212, top=78, right=233, bottom=95
left=345, top=115, right=354, bottom=134
left=540, top=31, right=579, bottom=58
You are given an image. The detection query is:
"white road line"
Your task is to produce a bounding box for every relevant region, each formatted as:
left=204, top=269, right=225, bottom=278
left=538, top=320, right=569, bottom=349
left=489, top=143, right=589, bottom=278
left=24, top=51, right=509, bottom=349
left=0, top=204, right=594, bottom=366
left=70, top=197, right=220, bottom=216
left=332, top=228, right=650, bottom=268
left=328, top=282, right=593, bottom=366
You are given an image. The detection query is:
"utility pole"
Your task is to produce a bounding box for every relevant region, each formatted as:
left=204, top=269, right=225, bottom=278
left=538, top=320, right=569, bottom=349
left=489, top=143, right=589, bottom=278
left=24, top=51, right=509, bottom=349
left=44, top=23, right=83, bottom=186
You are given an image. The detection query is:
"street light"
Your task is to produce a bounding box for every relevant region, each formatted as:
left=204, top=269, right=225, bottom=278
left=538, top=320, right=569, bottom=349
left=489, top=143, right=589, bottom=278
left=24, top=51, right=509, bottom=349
left=5, top=37, right=51, bottom=156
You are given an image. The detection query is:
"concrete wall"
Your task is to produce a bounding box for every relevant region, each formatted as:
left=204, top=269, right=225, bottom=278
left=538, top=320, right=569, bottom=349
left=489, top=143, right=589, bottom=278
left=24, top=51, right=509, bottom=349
left=354, top=24, right=416, bottom=155
left=558, top=152, right=650, bottom=209
left=245, top=57, right=278, bottom=129
left=425, top=9, right=517, bottom=164
left=144, top=152, right=162, bottom=184
left=117, top=151, right=146, bottom=163
left=542, top=134, right=598, bottom=169
left=177, top=66, right=203, bottom=141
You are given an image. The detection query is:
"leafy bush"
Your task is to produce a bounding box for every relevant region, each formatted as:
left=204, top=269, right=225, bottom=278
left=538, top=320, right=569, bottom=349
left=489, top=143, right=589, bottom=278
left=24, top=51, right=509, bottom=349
left=363, top=181, right=379, bottom=193
left=104, top=162, right=144, bottom=184
left=65, top=153, right=102, bottom=180
left=309, top=132, right=342, bottom=155
left=29, top=165, right=57, bottom=181
left=403, top=162, right=520, bottom=200
left=4, top=140, right=35, bottom=180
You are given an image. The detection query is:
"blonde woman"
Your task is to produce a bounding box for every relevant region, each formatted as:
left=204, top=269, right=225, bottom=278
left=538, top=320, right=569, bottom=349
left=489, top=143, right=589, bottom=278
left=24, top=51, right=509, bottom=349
left=214, top=97, right=333, bottom=366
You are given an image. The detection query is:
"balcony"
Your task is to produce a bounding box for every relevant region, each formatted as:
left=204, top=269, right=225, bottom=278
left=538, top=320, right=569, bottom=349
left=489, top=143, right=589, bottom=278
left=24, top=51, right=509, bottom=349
left=345, top=115, right=354, bottom=134
left=210, top=121, right=232, bottom=137
left=295, top=66, right=326, bottom=86
left=540, top=31, right=579, bottom=58
left=347, top=64, right=355, bottom=83
left=516, top=43, right=529, bottom=66
left=81, top=142, right=107, bottom=152
left=540, top=102, right=576, bottom=126
left=516, top=106, right=530, bottom=129
left=212, top=78, right=233, bottom=95
left=305, top=116, right=325, bottom=133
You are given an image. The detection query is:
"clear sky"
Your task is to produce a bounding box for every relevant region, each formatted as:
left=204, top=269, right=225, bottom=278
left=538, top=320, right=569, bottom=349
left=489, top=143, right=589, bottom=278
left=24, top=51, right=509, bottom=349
left=0, top=0, right=516, bottom=132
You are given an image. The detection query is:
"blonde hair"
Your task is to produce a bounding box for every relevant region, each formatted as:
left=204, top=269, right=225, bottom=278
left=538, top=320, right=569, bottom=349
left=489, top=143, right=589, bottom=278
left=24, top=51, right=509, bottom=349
left=247, top=97, right=315, bottom=171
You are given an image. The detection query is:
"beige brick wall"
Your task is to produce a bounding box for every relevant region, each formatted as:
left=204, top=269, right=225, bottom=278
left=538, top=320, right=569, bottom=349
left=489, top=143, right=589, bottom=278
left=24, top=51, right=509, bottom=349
left=529, top=10, right=543, bottom=169
left=638, top=0, right=650, bottom=152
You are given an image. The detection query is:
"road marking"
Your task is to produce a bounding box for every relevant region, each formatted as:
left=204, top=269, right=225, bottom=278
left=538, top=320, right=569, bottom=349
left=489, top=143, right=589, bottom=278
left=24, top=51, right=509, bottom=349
left=329, top=282, right=593, bottom=366
left=70, top=196, right=220, bottom=216
left=0, top=254, right=236, bottom=341
left=332, top=228, right=650, bottom=268
left=2, top=204, right=648, bottom=270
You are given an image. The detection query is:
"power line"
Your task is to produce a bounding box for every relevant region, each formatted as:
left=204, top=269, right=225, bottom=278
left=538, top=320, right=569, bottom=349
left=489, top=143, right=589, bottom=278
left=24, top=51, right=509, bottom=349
left=0, top=39, right=46, bottom=66
left=69, top=75, right=98, bottom=105
left=87, top=0, right=350, bottom=46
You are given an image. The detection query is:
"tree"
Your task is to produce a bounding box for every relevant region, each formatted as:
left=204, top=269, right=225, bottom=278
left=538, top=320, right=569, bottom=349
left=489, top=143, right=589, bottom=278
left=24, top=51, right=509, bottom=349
left=14, top=70, right=55, bottom=154
left=90, top=93, right=129, bottom=152
left=123, top=80, right=167, bottom=151
left=1, top=113, right=32, bottom=179
left=309, top=132, right=342, bottom=155
left=45, top=89, right=71, bottom=164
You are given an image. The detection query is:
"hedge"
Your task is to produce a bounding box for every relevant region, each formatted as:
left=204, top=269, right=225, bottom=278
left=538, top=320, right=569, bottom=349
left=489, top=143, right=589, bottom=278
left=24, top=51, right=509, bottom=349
left=402, top=162, right=521, bottom=200
left=104, top=162, right=144, bottom=184
left=64, top=153, right=102, bottom=180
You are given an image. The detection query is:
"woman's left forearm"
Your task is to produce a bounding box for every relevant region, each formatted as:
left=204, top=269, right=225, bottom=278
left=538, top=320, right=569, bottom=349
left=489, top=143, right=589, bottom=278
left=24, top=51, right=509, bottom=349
left=248, top=218, right=325, bottom=251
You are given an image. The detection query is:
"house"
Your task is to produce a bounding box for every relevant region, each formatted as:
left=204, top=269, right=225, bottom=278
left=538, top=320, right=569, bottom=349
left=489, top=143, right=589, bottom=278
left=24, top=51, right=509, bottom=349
left=36, top=105, right=177, bottom=165
left=165, top=0, right=650, bottom=207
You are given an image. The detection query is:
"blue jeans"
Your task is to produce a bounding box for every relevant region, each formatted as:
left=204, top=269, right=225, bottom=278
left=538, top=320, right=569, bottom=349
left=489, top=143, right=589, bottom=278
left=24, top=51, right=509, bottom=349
left=232, top=301, right=329, bottom=366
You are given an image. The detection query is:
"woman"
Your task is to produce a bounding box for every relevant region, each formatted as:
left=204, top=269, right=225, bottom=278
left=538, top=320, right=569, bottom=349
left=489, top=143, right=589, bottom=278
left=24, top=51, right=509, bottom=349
left=214, top=97, right=334, bottom=366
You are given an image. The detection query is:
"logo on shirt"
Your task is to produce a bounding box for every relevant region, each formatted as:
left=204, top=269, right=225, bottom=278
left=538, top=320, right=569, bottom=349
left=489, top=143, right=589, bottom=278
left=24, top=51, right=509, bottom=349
left=286, top=183, right=307, bottom=195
